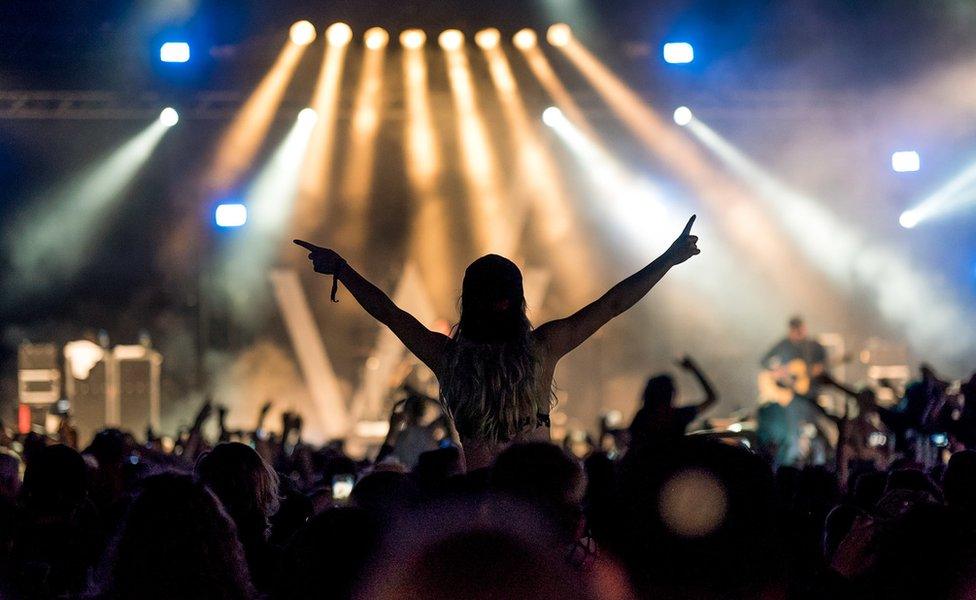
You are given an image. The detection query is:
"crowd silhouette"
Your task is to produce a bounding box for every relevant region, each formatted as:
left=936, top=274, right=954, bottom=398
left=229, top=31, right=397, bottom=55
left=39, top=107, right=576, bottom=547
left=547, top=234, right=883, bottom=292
left=1, top=216, right=975, bottom=599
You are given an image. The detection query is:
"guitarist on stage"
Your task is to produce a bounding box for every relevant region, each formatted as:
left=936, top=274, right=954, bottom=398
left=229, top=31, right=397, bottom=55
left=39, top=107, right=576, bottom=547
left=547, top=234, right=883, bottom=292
left=759, top=316, right=829, bottom=465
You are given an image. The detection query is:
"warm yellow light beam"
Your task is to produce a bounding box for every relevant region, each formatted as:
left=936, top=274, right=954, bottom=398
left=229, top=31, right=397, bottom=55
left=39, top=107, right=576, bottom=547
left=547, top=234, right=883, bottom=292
left=515, top=38, right=597, bottom=140
left=443, top=42, right=519, bottom=256
left=481, top=43, right=597, bottom=302
left=402, top=43, right=456, bottom=313
left=334, top=29, right=388, bottom=251
left=293, top=32, right=351, bottom=238
left=6, top=119, right=170, bottom=292
left=554, top=35, right=836, bottom=308
left=207, top=38, right=308, bottom=193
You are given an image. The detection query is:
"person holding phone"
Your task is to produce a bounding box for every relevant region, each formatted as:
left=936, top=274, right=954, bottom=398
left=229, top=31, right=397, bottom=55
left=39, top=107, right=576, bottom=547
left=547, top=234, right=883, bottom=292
left=295, top=215, right=700, bottom=470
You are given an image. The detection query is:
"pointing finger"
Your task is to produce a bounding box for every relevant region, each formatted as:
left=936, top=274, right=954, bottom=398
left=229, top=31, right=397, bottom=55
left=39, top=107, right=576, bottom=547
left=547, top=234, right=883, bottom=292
left=293, top=239, right=321, bottom=252
left=681, top=214, right=696, bottom=236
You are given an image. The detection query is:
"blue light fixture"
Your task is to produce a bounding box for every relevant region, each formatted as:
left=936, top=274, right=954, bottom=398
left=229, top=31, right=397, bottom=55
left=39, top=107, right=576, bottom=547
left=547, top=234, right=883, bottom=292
left=160, top=42, right=190, bottom=63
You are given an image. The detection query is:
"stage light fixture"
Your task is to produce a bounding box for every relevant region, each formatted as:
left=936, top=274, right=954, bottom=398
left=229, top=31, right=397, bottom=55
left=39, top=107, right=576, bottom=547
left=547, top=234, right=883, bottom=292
left=289, top=20, right=317, bottom=46
left=160, top=41, right=190, bottom=63
left=326, top=22, right=353, bottom=47
left=297, top=107, right=318, bottom=125
left=891, top=150, right=920, bottom=173
left=400, top=29, right=426, bottom=49
left=513, top=28, right=538, bottom=50
left=439, top=29, right=464, bottom=51
left=475, top=28, right=501, bottom=50
left=542, top=106, right=563, bottom=127
left=364, top=27, right=389, bottom=50
left=215, top=203, right=247, bottom=228
left=673, top=106, right=693, bottom=126
left=899, top=210, right=919, bottom=229
left=546, top=23, right=572, bottom=47
left=159, top=107, right=179, bottom=127
left=663, top=42, right=694, bottom=64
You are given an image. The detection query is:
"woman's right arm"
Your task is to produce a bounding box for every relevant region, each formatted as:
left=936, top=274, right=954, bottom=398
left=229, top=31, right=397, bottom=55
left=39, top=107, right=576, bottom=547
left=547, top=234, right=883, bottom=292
left=294, top=240, right=450, bottom=372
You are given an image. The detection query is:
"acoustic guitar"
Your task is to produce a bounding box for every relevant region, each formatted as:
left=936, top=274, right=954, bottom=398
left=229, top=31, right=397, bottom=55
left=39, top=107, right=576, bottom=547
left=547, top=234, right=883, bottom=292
left=757, top=359, right=814, bottom=406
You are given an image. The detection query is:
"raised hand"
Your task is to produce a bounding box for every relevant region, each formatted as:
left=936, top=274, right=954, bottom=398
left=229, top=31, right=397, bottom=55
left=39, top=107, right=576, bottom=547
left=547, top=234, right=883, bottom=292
left=665, top=215, right=701, bottom=265
left=293, top=239, right=345, bottom=275
left=675, top=354, right=696, bottom=370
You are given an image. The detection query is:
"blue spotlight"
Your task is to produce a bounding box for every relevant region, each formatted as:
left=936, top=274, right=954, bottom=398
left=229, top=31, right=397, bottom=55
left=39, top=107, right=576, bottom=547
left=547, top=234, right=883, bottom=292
left=160, top=41, right=190, bottom=63
left=663, top=42, right=694, bottom=64
left=891, top=150, right=920, bottom=173
left=215, top=203, right=247, bottom=228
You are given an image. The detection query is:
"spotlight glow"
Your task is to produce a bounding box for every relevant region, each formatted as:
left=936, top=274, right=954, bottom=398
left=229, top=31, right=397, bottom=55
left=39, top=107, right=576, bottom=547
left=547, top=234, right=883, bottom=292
left=159, top=41, right=190, bottom=63
left=513, top=28, right=538, bottom=49
left=297, top=107, right=318, bottom=125
left=326, top=22, right=353, bottom=47
left=439, top=29, right=464, bottom=51
left=673, top=106, right=693, bottom=126
left=891, top=150, right=920, bottom=173
left=684, top=115, right=976, bottom=361
left=475, top=28, right=501, bottom=50
left=215, top=203, right=247, bottom=228
left=400, top=29, right=426, bottom=49
left=159, top=107, right=179, bottom=127
left=364, top=27, right=389, bottom=50
left=204, top=39, right=308, bottom=195
left=542, top=106, right=563, bottom=127
left=663, top=42, right=694, bottom=64
left=289, top=20, right=317, bottom=46
left=902, top=158, right=976, bottom=227
left=899, top=210, right=919, bottom=229
left=546, top=23, right=572, bottom=47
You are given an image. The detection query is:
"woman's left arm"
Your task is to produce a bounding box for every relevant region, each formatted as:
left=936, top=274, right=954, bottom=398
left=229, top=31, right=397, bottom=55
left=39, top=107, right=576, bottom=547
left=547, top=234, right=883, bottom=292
left=535, top=216, right=700, bottom=359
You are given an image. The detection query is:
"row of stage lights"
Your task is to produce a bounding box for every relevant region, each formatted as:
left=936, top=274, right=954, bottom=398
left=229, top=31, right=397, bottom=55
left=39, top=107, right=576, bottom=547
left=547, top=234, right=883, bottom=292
left=164, top=22, right=930, bottom=230
left=285, top=22, right=573, bottom=51
left=162, top=22, right=690, bottom=59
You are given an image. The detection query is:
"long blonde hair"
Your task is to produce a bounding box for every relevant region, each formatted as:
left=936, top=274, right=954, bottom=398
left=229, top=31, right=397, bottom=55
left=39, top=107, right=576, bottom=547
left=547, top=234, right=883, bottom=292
left=440, top=255, right=552, bottom=444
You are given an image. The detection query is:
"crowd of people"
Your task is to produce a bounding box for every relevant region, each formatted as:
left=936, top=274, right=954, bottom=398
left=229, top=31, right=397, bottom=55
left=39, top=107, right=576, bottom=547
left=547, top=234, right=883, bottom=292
left=2, top=366, right=976, bottom=599
left=1, top=218, right=974, bottom=599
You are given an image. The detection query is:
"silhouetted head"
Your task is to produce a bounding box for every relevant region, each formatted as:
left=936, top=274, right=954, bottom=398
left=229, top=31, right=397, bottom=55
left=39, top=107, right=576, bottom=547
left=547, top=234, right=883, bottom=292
left=944, top=450, right=976, bottom=515
left=21, top=444, right=87, bottom=514
left=491, top=443, right=584, bottom=540
left=788, top=316, right=807, bottom=342
left=196, top=442, right=280, bottom=540
left=458, top=255, right=529, bottom=344
left=105, top=472, right=254, bottom=599
left=642, top=374, right=677, bottom=408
